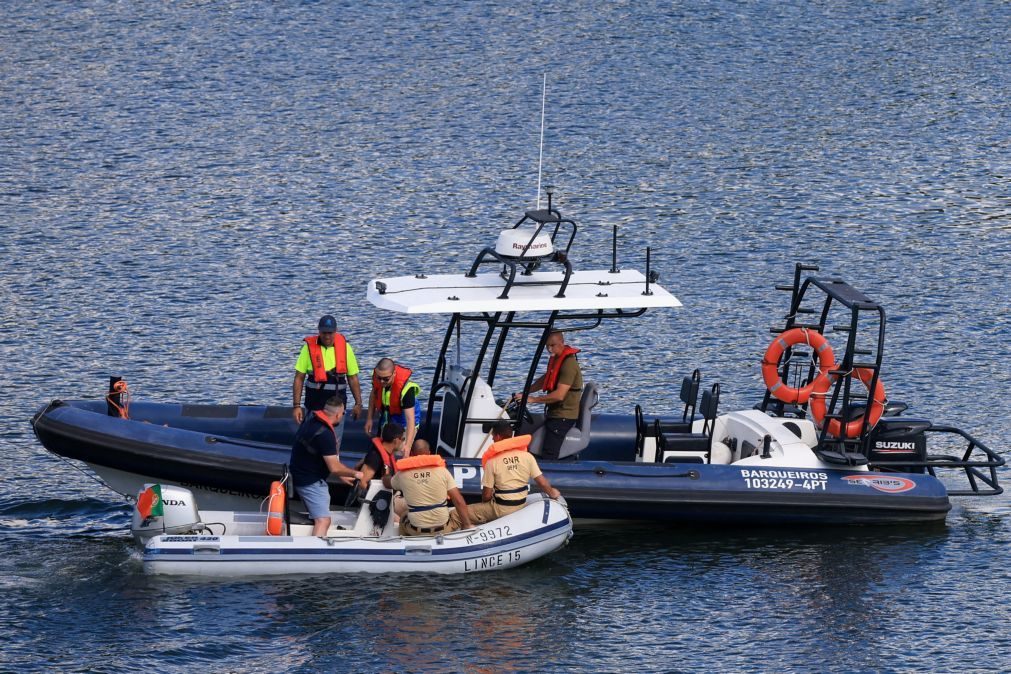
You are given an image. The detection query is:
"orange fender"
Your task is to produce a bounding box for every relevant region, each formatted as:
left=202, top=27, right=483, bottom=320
left=266, top=481, right=286, bottom=536
left=761, top=328, right=835, bottom=404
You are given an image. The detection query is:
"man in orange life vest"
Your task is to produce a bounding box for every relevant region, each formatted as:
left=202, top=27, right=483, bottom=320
left=469, top=420, right=561, bottom=525
left=513, top=329, right=583, bottom=460
left=356, top=421, right=406, bottom=487
left=364, top=357, right=423, bottom=455
left=292, top=315, right=364, bottom=427
left=383, top=439, right=473, bottom=536
left=289, top=396, right=364, bottom=537
left=390, top=437, right=432, bottom=523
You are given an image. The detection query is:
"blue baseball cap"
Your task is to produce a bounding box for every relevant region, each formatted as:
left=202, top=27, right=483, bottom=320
left=318, top=315, right=337, bottom=332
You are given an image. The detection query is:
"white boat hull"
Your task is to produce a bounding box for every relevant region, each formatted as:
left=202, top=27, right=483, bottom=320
left=142, top=496, right=572, bottom=576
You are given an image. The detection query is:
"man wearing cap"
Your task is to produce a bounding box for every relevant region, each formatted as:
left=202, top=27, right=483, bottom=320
left=292, top=315, right=363, bottom=425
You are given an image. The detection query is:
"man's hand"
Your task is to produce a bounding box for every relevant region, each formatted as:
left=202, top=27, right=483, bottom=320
left=293, top=407, right=304, bottom=424
left=534, top=475, right=560, bottom=501
left=364, top=415, right=373, bottom=436
left=351, top=402, right=363, bottom=421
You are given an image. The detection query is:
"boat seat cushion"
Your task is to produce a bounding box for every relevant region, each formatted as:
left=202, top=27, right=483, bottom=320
left=661, top=433, right=710, bottom=454
left=529, top=382, right=599, bottom=460
left=662, top=453, right=705, bottom=464
left=655, top=420, right=693, bottom=434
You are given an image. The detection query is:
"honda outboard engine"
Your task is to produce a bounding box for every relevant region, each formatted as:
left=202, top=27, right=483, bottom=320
left=131, top=484, right=202, bottom=543
left=868, top=418, right=930, bottom=473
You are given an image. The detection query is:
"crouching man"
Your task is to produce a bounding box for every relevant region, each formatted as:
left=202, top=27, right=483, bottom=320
left=383, top=441, right=472, bottom=536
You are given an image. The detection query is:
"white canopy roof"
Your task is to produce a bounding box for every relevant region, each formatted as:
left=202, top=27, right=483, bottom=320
left=367, top=268, right=681, bottom=314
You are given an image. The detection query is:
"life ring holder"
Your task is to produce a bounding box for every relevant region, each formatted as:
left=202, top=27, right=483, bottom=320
left=761, top=328, right=835, bottom=405
left=809, top=368, right=887, bottom=438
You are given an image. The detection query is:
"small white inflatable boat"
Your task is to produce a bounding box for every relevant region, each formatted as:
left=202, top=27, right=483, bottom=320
left=131, top=482, right=573, bottom=576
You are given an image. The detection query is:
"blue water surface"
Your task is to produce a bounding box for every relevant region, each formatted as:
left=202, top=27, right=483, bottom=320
left=1, top=1, right=1009, bottom=672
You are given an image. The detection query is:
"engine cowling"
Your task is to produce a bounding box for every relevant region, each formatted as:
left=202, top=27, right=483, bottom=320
left=131, top=484, right=202, bottom=543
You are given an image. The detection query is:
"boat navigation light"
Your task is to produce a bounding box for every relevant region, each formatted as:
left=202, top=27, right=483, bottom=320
left=494, top=228, right=555, bottom=260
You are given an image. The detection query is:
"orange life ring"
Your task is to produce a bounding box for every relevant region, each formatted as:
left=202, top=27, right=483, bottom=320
left=809, top=368, right=886, bottom=438
left=761, top=328, right=835, bottom=404
left=266, top=480, right=286, bottom=536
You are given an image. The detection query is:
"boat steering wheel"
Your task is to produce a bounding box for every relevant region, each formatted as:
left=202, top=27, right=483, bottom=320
left=504, top=398, right=535, bottom=426
left=343, top=479, right=363, bottom=509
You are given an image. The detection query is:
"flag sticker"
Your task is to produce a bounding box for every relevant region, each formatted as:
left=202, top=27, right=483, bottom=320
left=137, top=484, right=163, bottom=519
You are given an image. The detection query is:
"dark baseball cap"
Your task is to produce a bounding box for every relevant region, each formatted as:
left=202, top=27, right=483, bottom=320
left=318, top=315, right=337, bottom=332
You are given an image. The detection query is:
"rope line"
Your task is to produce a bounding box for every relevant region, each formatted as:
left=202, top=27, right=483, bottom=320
left=49, top=452, right=135, bottom=504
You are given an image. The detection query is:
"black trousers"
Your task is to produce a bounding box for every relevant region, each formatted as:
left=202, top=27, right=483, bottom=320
left=540, top=417, right=576, bottom=460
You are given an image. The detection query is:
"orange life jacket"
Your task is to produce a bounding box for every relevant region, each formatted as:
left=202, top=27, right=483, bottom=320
left=481, top=434, right=532, bottom=467
left=395, top=454, right=446, bottom=472
left=370, top=364, right=413, bottom=415
left=304, top=334, right=348, bottom=383
left=543, top=346, right=580, bottom=391
left=312, top=410, right=336, bottom=436
left=371, top=437, right=397, bottom=474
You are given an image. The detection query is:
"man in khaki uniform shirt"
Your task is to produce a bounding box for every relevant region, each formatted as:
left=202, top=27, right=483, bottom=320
left=469, top=421, right=562, bottom=525
left=385, top=444, right=472, bottom=536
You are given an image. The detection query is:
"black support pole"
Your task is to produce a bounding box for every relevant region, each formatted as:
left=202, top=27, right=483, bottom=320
left=610, top=225, right=619, bottom=273
left=642, top=247, right=653, bottom=296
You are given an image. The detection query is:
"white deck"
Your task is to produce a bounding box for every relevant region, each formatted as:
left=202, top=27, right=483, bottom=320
left=367, top=268, right=681, bottom=314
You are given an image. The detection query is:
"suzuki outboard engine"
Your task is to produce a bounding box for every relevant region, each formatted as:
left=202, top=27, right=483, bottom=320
left=131, top=484, right=202, bottom=543
left=868, top=418, right=930, bottom=473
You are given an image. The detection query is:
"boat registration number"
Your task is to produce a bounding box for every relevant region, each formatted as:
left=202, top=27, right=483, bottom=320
left=741, top=470, right=828, bottom=491
left=463, top=549, right=522, bottom=571
left=466, top=526, right=512, bottom=544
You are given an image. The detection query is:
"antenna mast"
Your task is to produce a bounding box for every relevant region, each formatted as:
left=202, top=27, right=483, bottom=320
left=536, top=73, right=546, bottom=210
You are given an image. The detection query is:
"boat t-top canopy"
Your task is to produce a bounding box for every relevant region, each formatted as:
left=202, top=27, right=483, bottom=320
left=367, top=269, right=681, bottom=314
left=364, top=192, right=684, bottom=459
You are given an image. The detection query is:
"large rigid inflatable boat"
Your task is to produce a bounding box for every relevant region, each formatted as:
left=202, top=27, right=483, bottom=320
left=32, top=196, right=1003, bottom=525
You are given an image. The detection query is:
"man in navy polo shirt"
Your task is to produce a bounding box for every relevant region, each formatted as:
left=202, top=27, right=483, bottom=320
left=289, top=395, right=363, bottom=537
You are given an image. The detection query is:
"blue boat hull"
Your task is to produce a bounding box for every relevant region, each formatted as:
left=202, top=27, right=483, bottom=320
left=31, top=400, right=951, bottom=525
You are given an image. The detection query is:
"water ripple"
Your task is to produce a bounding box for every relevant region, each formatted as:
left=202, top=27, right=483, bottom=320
left=1, top=0, right=1009, bottom=671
